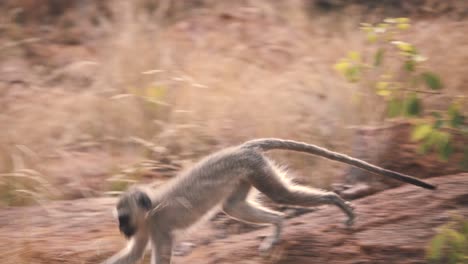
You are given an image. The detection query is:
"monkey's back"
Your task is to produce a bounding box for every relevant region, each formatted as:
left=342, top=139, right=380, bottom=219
left=151, top=146, right=263, bottom=230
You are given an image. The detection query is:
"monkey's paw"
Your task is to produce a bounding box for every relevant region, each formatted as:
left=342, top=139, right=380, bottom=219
left=258, top=236, right=279, bottom=255
left=344, top=202, right=355, bottom=227
left=345, top=215, right=355, bottom=227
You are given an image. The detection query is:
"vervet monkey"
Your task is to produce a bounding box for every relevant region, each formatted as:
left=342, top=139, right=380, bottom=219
left=102, top=138, right=435, bottom=264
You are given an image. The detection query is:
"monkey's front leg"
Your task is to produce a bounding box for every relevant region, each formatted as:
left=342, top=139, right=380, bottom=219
left=150, top=231, right=173, bottom=264
left=101, top=233, right=149, bottom=264
left=328, top=194, right=355, bottom=226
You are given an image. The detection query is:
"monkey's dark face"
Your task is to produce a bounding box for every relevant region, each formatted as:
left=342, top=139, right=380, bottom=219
left=115, top=189, right=152, bottom=239
left=118, top=212, right=136, bottom=238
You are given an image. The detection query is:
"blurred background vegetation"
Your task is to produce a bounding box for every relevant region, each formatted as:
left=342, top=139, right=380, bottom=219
left=0, top=0, right=466, bottom=205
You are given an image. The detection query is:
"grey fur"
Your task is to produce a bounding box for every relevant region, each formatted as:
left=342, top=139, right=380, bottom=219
left=102, top=138, right=435, bottom=264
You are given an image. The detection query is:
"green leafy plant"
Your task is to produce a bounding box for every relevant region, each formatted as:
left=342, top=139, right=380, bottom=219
left=427, top=217, right=468, bottom=264
left=334, top=17, right=467, bottom=164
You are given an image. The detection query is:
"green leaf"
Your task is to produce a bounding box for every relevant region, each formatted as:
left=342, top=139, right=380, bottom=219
left=396, top=17, right=410, bottom=30
left=377, top=89, right=391, bottom=97
left=427, top=233, right=446, bottom=260
left=411, top=124, right=432, bottom=141
left=439, top=140, right=453, bottom=161
left=451, top=112, right=464, bottom=128
left=427, top=130, right=452, bottom=161
left=404, top=60, right=415, bottom=72
left=446, top=229, right=466, bottom=250
left=345, top=65, right=361, bottom=82
left=396, top=17, right=410, bottom=23
left=392, top=41, right=415, bottom=53
left=433, top=119, right=444, bottom=129
left=405, top=94, right=422, bottom=117
left=448, top=103, right=465, bottom=128
left=418, top=140, right=431, bottom=155
left=367, top=32, right=377, bottom=43
left=427, top=221, right=468, bottom=263
left=397, top=23, right=410, bottom=30
left=387, top=97, right=403, bottom=117
left=374, top=48, right=384, bottom=67
left=145, top=85, right=166, bottom=99
left=459, top=147, right=468, bottom=171
left=420, top=130, right=442, bottom=154
left=334, top=59, right=350, bottom=75
left=422, top=72, right=443, bottom=90
left=462, top=220, right=468, bottom=236
left=376, top=81, right=389, bottom=90
left=360, top=23, right=373, bottom=33
left=431, top=111, right=442, bottom=119
left=348, top=51, right=361, bottom=62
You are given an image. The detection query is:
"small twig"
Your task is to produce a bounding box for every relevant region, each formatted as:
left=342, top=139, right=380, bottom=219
left=399, top=88, right=441, bottom=95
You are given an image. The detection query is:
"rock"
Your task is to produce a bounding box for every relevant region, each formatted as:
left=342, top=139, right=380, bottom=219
left=340, top=183, right=375, bottom=200
left=173, top=242, right=196, bottom=257
left=1, top=174, right=467, bottom=264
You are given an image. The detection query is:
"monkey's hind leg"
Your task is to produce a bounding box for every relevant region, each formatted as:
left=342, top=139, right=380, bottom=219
left=222, top=180, right=284, bottom=253
left=249, top=161, right=355, bottom=227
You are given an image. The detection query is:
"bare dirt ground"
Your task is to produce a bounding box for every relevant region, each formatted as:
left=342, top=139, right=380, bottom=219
left=2, top=173, right=467, bottom=264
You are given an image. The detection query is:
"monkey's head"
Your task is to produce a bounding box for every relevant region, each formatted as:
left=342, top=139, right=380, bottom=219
left=115, top=188, right=152, bottom=238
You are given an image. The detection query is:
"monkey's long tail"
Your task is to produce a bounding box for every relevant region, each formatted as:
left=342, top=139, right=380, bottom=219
left=242, top=138, right=436, bottom=190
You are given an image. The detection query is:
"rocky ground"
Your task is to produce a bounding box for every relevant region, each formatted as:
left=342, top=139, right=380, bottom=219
left=2, top=173, right=467, bottom=264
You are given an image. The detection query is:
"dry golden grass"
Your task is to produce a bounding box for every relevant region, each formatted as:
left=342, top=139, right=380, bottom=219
left=0, top=1, right=467, bottom=205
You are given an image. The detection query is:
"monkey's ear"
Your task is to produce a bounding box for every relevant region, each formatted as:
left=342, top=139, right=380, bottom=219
left=135, top=191, right=152, bottom=211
